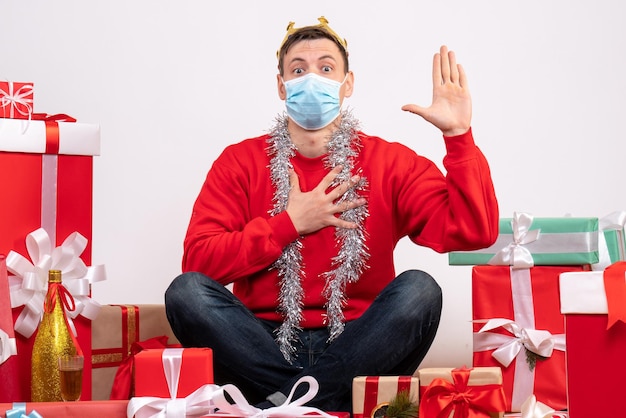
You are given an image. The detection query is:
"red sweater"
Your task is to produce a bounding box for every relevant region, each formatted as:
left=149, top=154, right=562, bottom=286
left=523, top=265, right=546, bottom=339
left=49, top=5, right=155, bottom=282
left=182, top=128, right=498, bottom=328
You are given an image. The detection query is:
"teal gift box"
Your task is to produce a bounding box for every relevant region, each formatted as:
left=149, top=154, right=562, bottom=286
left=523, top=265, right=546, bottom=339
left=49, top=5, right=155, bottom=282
left=593, top=211, right=626, bottom=271
left=448, top=213, right=599, bottom=267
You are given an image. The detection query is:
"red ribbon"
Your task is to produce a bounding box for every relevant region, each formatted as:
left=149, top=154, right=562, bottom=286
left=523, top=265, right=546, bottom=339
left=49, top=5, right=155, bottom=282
left=31, top=112, right=77, bottom=155
left=603, top=261, right=626, bottom=329
left=43, top=281, right=84, bottom=357
left=419, top=367, right=507, bottom=418
left=109, top=335, right=171, bottom=400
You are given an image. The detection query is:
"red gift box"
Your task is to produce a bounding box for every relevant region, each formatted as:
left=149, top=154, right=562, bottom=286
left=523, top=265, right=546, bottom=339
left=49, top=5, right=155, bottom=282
left=472, top=265, right=588, bottom=412
left=352, top=376, right=419, bottom=418
left=134, top=348, right=214, bottom=398
left=0, top=81, right=33, bottom=119
left=418, top=367, right=506, bottom=418
left=0, top=115, right=100, bottom=402
left=560, top=262, right=626, bottom=418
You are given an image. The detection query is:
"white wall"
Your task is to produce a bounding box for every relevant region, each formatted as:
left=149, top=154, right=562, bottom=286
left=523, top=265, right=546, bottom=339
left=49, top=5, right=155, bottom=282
left=2, top=0, right=625, bottom=368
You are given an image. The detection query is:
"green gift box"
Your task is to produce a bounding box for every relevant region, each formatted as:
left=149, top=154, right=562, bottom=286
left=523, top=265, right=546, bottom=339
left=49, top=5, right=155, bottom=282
left=593, top=211, right=626, bottom=270
left=448, top=213, right=599, bottom=266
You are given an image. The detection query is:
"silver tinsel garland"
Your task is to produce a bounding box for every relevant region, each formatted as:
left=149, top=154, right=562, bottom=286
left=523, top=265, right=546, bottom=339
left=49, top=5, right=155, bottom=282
left=267, top=110, right=370, bottom=362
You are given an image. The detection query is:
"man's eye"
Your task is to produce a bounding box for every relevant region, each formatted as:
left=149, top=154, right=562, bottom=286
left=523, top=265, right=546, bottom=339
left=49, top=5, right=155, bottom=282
left=322, top=66, right=332, bottom=72
left=294, top=68, right=304, bottom=74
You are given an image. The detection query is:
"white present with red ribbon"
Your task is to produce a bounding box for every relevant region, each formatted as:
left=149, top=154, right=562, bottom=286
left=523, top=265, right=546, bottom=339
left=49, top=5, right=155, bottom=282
left=0, top=114, right=99, bottom=155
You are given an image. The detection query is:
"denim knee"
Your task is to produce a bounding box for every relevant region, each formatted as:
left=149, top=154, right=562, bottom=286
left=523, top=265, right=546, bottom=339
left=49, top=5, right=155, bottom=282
left=165, top=271, right=201, bottom=307
left=386, top=270, right=443, bottom=319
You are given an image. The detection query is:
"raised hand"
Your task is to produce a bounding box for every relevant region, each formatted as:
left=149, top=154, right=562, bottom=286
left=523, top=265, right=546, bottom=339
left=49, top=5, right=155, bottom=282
left=401, top=45, right=472, bottom=137
left=286, top=166, right=367, bottom=235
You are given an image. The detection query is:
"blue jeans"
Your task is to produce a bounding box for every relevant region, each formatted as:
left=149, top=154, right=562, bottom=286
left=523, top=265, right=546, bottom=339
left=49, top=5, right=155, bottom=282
left=165, top=270, right=442, bottom=412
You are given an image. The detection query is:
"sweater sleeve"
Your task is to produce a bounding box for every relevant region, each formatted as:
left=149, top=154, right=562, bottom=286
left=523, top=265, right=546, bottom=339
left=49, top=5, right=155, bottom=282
left=181, top=144, right=300, bottom=284
left=399, top=128, right=499, bottom=253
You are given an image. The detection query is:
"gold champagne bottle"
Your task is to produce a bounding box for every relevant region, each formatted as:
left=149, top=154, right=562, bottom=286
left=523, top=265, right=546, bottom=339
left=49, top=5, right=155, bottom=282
left=31, top=270, right=79, bottom=401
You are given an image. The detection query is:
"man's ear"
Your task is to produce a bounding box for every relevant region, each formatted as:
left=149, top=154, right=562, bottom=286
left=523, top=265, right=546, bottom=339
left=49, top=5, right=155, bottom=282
left=343, top=71, right=355, bottom=98
left=277, top=74, right=286, bottom=100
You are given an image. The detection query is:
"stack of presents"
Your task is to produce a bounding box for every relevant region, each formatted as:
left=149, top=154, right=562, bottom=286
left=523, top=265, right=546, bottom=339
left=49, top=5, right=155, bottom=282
left=1, top=80, right=625, bottom=418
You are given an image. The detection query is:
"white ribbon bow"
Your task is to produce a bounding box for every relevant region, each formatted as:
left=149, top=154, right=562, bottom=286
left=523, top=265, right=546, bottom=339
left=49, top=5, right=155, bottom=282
left=6, top=228, right=106, bottom=338
left=474, top=318, right=565, bottom=368
left=213, top=375, right=338, bottom=418
left=127, top=348, right=222, bottom=418
left=127, top=348, right=337, bottom=418
left=489, top=212, right=540, bottom=268
left=0, top=81, right=33, bottom=119
left=504, top=395, right=568, bottom=418
left=0, top=328, right=17, bottom=364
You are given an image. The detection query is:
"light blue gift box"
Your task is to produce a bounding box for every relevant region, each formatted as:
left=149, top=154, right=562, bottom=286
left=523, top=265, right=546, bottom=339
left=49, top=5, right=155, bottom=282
left=448, top=214, right=599, bottom=266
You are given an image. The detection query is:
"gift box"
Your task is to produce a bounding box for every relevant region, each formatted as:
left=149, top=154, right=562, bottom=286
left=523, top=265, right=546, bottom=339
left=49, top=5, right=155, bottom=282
left=418, top=367, right=506, bottom=418
left=471, top=265, right=588, bottom=412
left=352, top=376, right=419, bottom=418
left=592, top=211, right=626, bottom=271
left=560, top=262, right=626, bottom=418
left=91, top=304, right=180, bottom=400
left=0, top=81, right=33, bottom=119
left=0, top=114, right=100, bottom=402
left=449, top=213, right=599, bottom=266
left=1, top=401, right=129, bottom=418
left=134, top=348, right=213, bottom=398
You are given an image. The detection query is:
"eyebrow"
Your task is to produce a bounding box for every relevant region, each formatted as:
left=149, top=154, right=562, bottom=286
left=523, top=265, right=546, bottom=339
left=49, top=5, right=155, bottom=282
left=288, top=54, right=338, bottom=66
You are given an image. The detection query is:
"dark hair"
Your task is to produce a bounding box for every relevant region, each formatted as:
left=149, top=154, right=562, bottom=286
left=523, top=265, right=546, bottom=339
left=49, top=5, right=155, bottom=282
left=278, top=27, right=349, bottom=76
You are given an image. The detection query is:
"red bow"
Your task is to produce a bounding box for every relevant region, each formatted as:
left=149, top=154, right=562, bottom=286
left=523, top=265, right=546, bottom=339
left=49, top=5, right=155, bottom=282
left=419, top=367, right=506, bottom=418
left=31, top=112, right=77, bottom=154
left=109, top=335, right=171, bottom=400
left=42, top=281, right=84, bottom=356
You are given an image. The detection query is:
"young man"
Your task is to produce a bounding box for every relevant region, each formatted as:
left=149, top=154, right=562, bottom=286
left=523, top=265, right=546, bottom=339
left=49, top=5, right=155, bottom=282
left=165, top=17, right=498, bottom=412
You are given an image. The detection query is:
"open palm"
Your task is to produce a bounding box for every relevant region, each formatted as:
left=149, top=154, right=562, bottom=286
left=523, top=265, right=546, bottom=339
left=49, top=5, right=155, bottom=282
left=402, top=45, right=472, bottom=137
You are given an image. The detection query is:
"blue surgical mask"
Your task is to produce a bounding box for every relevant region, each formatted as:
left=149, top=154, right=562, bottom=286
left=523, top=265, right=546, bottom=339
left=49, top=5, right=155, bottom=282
left=283, top=73, right=347, bottom=130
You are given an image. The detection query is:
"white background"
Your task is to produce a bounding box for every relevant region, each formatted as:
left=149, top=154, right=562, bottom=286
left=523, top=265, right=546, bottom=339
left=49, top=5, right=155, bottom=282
left=2, top=0, right=625, bottom=368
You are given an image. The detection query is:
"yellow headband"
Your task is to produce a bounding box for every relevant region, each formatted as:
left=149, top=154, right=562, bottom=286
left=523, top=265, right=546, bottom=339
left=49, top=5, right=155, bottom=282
left=277, top=16, right=348, bottom=58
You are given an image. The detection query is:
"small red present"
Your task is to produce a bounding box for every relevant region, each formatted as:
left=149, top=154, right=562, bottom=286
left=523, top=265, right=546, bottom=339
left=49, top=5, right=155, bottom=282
left=352, top=376, right=419, bottom=418
left=472, top=265, right=587, bottom=412
left=560, top=262, right=626, bottom=418
left=418, top=367, right=506, bottom=418
left=0, top=81, right=33, bottom=119
left=134, top=348, right=213, bottom=398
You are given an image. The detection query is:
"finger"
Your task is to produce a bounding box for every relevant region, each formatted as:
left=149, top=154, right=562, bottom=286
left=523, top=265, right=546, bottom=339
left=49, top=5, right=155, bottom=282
left=401, top=104, right=428, bottom=118
left=439, top=45, right=450, bottom=83
left=432, top=51, right=442, bottom=87
left=458, top=63, right=468, bottom=89
left=319, top=165, right=343, bottom=192
left=448, top=50, right=459, bottom=83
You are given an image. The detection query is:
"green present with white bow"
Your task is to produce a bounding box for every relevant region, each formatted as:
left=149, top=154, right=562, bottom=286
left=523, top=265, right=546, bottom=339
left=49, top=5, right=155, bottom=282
left=448, top=212, right=599, bottom=267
